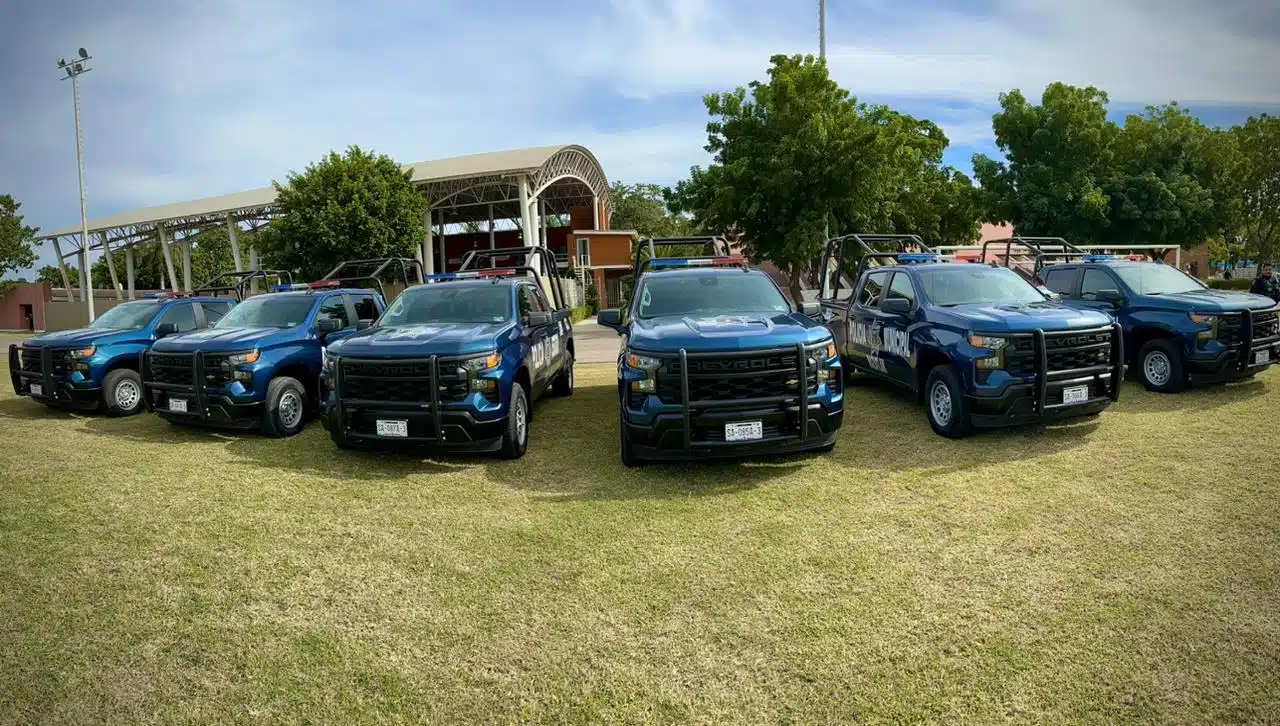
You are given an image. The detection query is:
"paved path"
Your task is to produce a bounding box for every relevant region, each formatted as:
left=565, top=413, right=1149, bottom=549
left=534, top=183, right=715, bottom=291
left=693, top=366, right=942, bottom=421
left=573, top=317, right=621, bottom=364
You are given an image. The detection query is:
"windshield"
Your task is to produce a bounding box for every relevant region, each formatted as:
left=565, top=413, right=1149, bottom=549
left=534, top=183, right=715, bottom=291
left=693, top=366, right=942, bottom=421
left=214, top=295, right=314, bottom=329
left=917, top=267, right=1047, bottom=306
left=379, top=285, right=512, bottom=325
left=1111, top=264, right=1204, bottom=295
left=636, top=273, right=792, bottom=319
left=89, top=301, right=162, bottom=329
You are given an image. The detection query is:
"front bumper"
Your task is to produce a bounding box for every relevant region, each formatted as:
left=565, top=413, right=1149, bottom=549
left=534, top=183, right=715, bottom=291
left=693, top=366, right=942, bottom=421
left=141, top=350, right=264, bottom=428
left=1187, top=325, right=1280, bottom=384
left=968, top=324, right=1123, bottom=428
left=623, top=343, right=843, bottom=461
left=324, top=355, right=506, bottom=452
left=8, top=344, right=101, bottom=410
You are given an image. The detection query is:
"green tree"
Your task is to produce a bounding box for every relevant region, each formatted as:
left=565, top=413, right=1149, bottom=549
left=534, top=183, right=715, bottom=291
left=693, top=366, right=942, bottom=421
left=1, top=195, right=39, bottom=280
left=1227, top=114, right=1280, bottom=263
left=973, top=83, right=1117, bottom=242
left=37, top=264, right=76, bottom=287
left=667, top=54, right=965, bottom=299
left=88, top=242, right=166, bottom=290
left=610, top=182, right=695, bottom=239
left=257, top=145, right=428, bottom=280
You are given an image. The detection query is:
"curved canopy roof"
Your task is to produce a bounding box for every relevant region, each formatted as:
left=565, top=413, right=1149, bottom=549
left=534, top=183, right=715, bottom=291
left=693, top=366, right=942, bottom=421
left=40, top=144, right=612, bottom=248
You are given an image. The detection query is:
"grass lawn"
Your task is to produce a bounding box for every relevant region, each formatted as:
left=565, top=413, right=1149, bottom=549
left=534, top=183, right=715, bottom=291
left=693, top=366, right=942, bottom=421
left=1, top=332, right=1278, bottom=724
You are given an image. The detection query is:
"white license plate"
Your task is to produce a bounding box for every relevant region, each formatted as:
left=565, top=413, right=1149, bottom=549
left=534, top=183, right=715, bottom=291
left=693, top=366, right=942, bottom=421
left=376, top=419, right=409, bottom=438
left=28, top=383, right=42, bottom=396
left=1256, top=350, right=1271, bottom=366
left=1062, top=385, right=1089, bottom=405
left=725, top=421, right=763, bottom=442
left=169, top=398, right=188, bottom=413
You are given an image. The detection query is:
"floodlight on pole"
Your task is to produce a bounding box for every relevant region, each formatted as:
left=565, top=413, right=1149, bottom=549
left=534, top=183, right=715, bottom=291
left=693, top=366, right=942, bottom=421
left=57, top=47, right=94, bottom=321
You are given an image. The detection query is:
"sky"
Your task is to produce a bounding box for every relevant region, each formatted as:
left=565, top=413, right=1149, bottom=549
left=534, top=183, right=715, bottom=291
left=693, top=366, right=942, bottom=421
left=1, top=0, right=1278, bottom=276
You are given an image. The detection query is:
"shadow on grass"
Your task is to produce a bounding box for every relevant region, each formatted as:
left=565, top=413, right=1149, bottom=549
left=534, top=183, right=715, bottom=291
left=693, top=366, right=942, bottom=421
left=0, top=396, right=92, bottom=421
left=1110, top=376, right=1272, bottom=415
left=223, top=429, right=465, bottom=480
left=484, top=380, right=807, bottom=502
left=828, top=382, right=1099, bottom=473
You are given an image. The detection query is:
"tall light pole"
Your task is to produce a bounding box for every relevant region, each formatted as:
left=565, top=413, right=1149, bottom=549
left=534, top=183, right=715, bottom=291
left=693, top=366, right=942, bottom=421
left=58, top=48, right=94, bottom=322
left=819, top=0, right=827, bottom=60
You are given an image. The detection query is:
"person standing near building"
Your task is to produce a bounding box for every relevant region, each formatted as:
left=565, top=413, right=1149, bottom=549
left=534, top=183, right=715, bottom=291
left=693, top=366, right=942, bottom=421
left=1250, top=263, right=1280, bottom=302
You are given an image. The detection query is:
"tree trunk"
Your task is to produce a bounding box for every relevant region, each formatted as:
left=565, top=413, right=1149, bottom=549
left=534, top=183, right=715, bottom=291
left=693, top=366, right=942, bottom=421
left=788, top=262, right=806, bottom=303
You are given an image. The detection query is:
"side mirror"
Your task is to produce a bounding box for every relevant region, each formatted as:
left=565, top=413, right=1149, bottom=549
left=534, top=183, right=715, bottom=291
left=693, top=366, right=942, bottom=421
left=800, top=301, right=820, bottom=316
left=1098, top=289, right=1125, bottom=306
left=597, top=308, right=623, bottom=331
left=316, top=318, right=342, bottom=335
left=527, top=311, right=552, bottom=327
left=356, top=319, right=373, bottom=330
left=880, top=298, right=911, bottom=316
left=155, top=322, right=178, bottom=338
left=1036, top=285, right=1062, bottom=301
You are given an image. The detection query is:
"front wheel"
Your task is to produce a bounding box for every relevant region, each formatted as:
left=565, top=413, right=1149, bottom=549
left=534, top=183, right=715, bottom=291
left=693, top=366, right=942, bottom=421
left=924, top=365, right=973, bottom=439
left=1137, top=340, right=1186, bottom=393
left=500, top=383, right=530, bottom=459
left=262, top=376, right=308, bottom=437
left=103, top=369, right=145, bottom=417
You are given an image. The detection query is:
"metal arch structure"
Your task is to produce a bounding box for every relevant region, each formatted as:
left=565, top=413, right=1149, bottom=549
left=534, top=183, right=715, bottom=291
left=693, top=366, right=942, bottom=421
left=36, top=144, right=614, bottom=299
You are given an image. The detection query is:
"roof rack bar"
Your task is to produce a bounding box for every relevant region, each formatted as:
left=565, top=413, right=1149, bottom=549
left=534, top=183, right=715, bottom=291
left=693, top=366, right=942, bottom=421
left=191, top=269, right=294, bottom=300
left=632, top=236, right=733, bottom=279
left=320, top=257, right=425, bottom=300
left=457, top=246, right=567, bottom=311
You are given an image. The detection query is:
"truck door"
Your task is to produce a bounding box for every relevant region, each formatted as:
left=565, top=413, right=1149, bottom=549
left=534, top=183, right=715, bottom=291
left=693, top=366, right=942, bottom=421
left=816, top=246, right=856, bottom=355
left=875, top=272, right=919, bottom=386
left=316, top=294, right=360, bottom=346
left=845, top=270, right=892, bottom=378
left=519, top=284, right=558, bottom=393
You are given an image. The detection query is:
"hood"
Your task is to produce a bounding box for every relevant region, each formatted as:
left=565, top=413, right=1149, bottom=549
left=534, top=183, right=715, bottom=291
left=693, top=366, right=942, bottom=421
left=153, top=326, right=295, bottom=352
left=937, top=302, right=1114, bottom=333
left=1132, top=289, right=1277, bottom=313
left=23, top=327, right=144, bottom=349
left=628, top=313, right=829, bottom=352
left=329, top=322, right=515, bottom=358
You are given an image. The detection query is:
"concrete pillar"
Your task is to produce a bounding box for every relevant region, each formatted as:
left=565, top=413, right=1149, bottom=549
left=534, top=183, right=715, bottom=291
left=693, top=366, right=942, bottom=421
left=423, top=209, right=435, bottom=276
left=125, top=247, right=136, bottom=300
left=99, top=232, right=123, bottom=299
left=227, top=215, right=243, bottom=272
left=181, top=239, right=193, bottom=291
left=77, top=237, right=89, bottom=301
left=248, top=247, right=260, bottom=295
left=50, top=237, right=76, bottom=302
left=592, top=195, right=600, bottom=230
left=539, top=199, right=548, bottom=250
left=488, top=203, right=496, bottom=250
left=518, top=176, right=533, bottom=247
left=437, top=208, right=447, bottom=273
left=157, top=223, right=179, bottom=293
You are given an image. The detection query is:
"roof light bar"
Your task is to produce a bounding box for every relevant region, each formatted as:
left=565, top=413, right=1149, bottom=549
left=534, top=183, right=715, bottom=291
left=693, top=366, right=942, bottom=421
left=142, top=291, right=194, bottom=298
left=898, top=253, right=939, bottom=263
left=269, top=280, right=343, bottom=292
left=648, top=256, right=743, bottom=268
left=423, top=268, right=518, bottom=283
left=1083, top=254, right=1117, bottom=262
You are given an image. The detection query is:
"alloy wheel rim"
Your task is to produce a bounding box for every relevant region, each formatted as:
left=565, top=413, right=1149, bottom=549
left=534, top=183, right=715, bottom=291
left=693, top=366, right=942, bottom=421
left=930, top=380, right=953, bottom=426
left=1144, top=351, right=1171, bottom=386
left=115, top=380, right=140, bottom=410
left=515, top=397, right=528, bottom=445
left=279, top=391, right=303, bottom=429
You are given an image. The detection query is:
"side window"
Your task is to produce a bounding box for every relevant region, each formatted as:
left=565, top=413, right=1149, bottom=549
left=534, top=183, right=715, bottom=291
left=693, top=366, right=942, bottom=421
left=856, top=271, right=891, bottom=308
left=158, top=304, right=198, bottom=333
left=316, top=295, right=351, bottom=329
left=518, top=286, right=544, bottom=324
left=884, top=273, right=916, bottom=307
left=351, top=294, right=379, bottom=322
left=1043, top=268, right=1079, bottom=296
left=200, top=301, right=232, bottom=326
left=1080, top=269, right=1120, bottom=300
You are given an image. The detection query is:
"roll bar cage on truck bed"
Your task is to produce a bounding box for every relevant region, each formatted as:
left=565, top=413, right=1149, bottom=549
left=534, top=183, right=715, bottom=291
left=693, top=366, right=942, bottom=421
left=631, top=236, right=734, bottom=277
left=186, top=269, right=294, bottom=300
left=453, top=246, right=569, bottom=311
left=812, top=233, right=934, bottom=299
left=319, top=257, right=425, bottom=301
left=979, top=237, right=1181, bottom=282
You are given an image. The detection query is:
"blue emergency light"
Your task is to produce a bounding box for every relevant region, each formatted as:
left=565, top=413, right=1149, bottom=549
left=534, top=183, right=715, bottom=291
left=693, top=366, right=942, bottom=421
left=1083, top=254, right=1116, bottom=262
left=648, top=257, right=741, bottom=269
left=898, top=253, right=939, bottom=264
left=270, top=280, right=342, bottom=292
left=423, top=268, right=516, bottom=283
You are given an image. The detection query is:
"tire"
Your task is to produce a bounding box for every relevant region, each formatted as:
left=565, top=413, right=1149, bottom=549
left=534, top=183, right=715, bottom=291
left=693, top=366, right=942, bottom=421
left=619, top=401, right=641, bottom=467
left=552, top=355, right=574, bottom=397
left=262, top=376, right=308, bottom=437
left=1137, top=339, right=1186, bottom=393
left=924, top=365, right=973, bottom=439
left=500, top=383, right=530, bottom=459
left=329, top=427, right=356, bottom=450
left=102, top=368, right=145, bottom=417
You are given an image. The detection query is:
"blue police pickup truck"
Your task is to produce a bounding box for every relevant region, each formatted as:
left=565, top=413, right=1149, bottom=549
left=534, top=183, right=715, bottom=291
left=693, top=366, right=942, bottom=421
left=139, top=260, right=412, bottom=436
left=1013, top=241, right=1280, bottom=393
left=319, top=247, right=572, bottom=459
left=811, top=234, right=1122, bottom=438
left=598, top=238, right=843, bottom=466
left=9, top=292, right=236, bottom=416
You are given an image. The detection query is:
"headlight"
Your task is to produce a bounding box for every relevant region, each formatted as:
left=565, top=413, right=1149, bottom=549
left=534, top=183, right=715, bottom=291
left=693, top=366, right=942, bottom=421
left=321, top=348, right=334, bottom=373
left=462, top=351, right=501, bottom=372
left=1188, top=313, right=1219, bottom=326
left=967, top=334, right=1009, bottom=351
left=72, top=346, right=95, bottom=359
left=228, top=350, right=260, bottom=366
left=625, top=352, right=661, bottom=373
left=808, top=341, right=838, bottom=367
